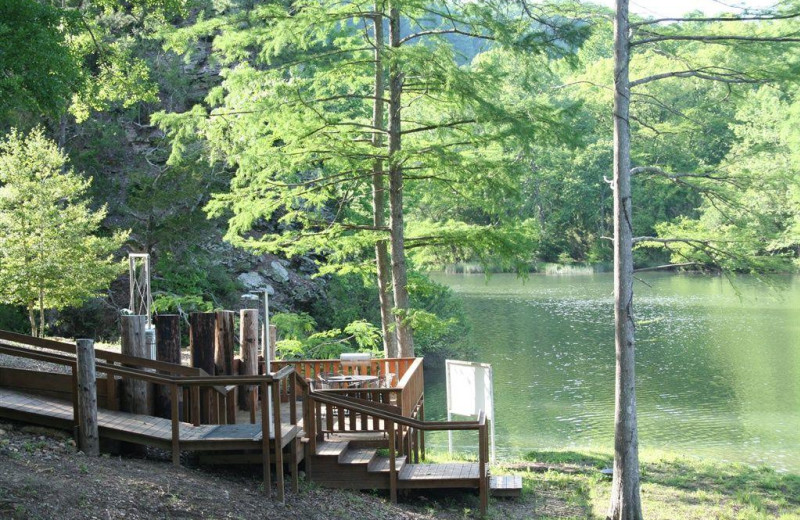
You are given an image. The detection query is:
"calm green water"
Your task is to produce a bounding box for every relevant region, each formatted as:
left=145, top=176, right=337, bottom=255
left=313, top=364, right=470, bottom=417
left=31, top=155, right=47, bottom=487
left=424, top=272, right=800, bottom=472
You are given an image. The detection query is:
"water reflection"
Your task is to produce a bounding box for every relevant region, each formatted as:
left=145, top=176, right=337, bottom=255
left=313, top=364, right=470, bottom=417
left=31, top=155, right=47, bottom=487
left=425, top=273, right=800, bottom=472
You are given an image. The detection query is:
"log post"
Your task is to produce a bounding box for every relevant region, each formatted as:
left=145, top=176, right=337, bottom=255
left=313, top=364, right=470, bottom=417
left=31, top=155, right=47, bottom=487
left=154, top=314, right=181, bottom=419
left=269, top=324, right=277, bottom=361
left=189, top=312, right=216, bottom=375
left=190, top=312, right=216, bottom=423
left=215, top=310, right=236, bottom=423
left=76, top=339, right=99, bottom=456
left=239, top=309, right=259, bottom=421
left=215, top=311, right=235, bottom=375
left=120, top=315, right=152, bottom=415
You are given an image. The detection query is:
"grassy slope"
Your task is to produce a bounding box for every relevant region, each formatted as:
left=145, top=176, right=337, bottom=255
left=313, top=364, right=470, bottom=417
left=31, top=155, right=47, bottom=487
left=2, top=422, right=798, bottom=519
left=492, top=449, right=800, bottom=520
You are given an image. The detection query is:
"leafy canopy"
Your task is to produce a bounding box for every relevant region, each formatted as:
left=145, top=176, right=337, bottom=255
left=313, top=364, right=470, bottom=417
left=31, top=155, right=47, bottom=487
left=0, top=127, right=128, bottom=334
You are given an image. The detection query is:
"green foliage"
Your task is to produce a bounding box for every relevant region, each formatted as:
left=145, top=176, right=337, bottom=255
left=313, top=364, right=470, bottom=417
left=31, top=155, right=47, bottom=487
left=69, top=40, right=159, bottom=123
left=272, top=311, right=381, bottom=360
left=0, top=127, right=128, bottom=336
left=648, top=87, right=800, bottom=272
left=151, top=249, right=239, bottom=313
left=406, top=272, right=471, bottom=362
left=0, top=304, right=28, bottom=333
left=0, top=0, right=82, bottom=126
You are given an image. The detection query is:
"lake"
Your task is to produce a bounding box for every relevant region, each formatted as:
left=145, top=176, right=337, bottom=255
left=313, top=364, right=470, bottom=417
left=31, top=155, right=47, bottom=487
left=423, top=272, right=800, bottom=472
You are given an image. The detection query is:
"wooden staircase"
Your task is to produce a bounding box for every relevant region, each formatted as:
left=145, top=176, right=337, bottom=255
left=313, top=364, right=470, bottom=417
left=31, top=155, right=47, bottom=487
left=308, top=438, right=521, bottom=495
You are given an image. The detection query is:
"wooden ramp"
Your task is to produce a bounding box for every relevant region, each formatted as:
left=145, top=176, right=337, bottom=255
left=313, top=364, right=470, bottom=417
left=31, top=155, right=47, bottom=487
left=0, top=387, right=298, bottom=451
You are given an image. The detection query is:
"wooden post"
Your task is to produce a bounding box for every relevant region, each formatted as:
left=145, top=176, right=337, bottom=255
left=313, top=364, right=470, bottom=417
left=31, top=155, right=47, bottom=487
left=272, top=379, right=284, bottom=503
left=240, top=309, right=259, bottom=419
left=76, top=339, right=99, bottom=456
left=189, top=312, right=216, bottom=375
left=171, top=383, right=181, bottom=466
left=154, top=314, right=181, bottom=419
left=215, top=311, right=235, bottom=375
left=479, top=420, right=488, bottom=517
left=214, top=311, right=236, bottom=424
left=264, top=380, right=280, bottom=498
left=120, top=315, right=151, bottom=415
left=389, top=421, right=397, bottom=504
left=269, top=324, right=277, bottom=361
left=190, top=312, right=216, bottom=423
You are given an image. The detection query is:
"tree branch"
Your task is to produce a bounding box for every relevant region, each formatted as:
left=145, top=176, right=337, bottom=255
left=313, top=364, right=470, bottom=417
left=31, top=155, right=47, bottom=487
left=399, top=28, right=495, bottom=45
left=631, top=12, right=800, bottom=28
left=630, top=166, right=730, bottom=182
left=400, top=119, right=476, bottom=135
left=632, top=34, right=800, bottom=47
left=631, top=68, right=762, bottom=87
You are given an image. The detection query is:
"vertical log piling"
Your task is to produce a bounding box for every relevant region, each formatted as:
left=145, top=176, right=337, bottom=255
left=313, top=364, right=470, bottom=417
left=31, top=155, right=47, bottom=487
left=189, top=312, right=216, bottom=423
left=76, top=338, right=99, bottom=456
left=155, top=314, right=181, bottom=419
left=239, top=309, right=259, bottom=421
left=120, top=315, right=152, bottom=415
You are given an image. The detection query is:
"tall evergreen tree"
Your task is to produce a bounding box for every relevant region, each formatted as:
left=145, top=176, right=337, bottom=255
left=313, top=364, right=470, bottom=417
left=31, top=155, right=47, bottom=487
left=155, top=0, right=584, bottom=357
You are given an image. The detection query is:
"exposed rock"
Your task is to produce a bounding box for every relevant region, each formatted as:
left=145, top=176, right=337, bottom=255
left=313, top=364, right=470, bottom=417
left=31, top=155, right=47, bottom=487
left=269, top=261, right=290, bottom=283
left=237, top=272, right=266, bottom=290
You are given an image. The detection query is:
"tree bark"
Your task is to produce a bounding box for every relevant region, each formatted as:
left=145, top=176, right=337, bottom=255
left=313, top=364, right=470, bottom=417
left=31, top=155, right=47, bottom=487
left=387, top=4, right=414, bottom=358
left=38, top=288, right=44, bottom=338
left=609, top=1, right=643, bottom=519
left=28, top=307, right=37, bottom=339
left=372, top=6, right=398, bottom=358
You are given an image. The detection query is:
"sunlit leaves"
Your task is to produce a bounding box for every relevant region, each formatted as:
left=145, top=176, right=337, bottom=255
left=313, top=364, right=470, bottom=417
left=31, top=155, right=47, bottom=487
left=0, top=127, right=129, bottom=335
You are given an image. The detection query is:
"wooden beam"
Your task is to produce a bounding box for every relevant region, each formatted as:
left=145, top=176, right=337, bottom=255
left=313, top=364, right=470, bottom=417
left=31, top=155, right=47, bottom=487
left=155, top=314, right=181, bottom=419
left=76, top=339, right=99, bottom=456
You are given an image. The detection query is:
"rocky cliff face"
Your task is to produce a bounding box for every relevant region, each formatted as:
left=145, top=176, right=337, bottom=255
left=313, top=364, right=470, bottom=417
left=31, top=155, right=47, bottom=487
left=50, top=19, right=331, bottom=340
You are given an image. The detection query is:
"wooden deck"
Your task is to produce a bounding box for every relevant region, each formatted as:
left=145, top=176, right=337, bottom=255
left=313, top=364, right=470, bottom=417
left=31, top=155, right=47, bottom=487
left=0, top=388, right=298, bottom=451
left=0, top=330, right=522, bottom=513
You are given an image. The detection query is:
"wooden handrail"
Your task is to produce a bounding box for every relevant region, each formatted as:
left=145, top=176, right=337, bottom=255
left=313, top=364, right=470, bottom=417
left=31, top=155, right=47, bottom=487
left=311, top=390, right=485, bottom=432
left=1, top=335, right=299, bottom=502
left=0, top=340, right=294, bottom=386
left=0, top=329, right=209, bottom=377
left=308, top=390, right=488, bottom=514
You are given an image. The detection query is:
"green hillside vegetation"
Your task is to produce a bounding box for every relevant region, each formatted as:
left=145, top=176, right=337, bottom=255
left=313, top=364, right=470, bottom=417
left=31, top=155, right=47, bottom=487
left=0, top=0, right=798, bottom=350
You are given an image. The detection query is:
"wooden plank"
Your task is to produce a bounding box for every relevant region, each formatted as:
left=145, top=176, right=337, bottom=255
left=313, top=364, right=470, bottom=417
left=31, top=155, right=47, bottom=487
left=490, top=475, right=523, bottom=498
left=339, top=447, right=376, bottom=465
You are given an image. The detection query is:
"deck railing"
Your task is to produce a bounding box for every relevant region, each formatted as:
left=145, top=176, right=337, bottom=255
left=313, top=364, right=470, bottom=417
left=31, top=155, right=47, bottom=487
left=306, top=390, right=489, bottom=516
left=0, top=330, right=237, bottom=425
left=270, top=357, right=418, bottom=388
left=0, top=333, right=300, bottom=501
left=273, top=356, right=425, bottom=454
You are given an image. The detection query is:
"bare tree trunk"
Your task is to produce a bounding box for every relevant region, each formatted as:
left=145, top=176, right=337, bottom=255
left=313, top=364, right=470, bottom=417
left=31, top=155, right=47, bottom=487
left=387, top=4, right=414, bottom=358
left=38, top=289, right=45, bottom=338
left=28, top=306, right=37, bottom=338
left=609, top=1, right=643, bottom=519
left=372, top=6, right=398, bottom=358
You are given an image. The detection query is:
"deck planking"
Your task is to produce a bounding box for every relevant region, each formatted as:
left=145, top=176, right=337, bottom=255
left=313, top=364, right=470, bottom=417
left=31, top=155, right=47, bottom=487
left=0, top=387, right=296, bottom=448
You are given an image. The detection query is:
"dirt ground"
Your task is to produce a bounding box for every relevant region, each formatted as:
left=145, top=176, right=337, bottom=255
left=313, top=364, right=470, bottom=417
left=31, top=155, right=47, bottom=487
left=0, top=420, right=555, bottom=520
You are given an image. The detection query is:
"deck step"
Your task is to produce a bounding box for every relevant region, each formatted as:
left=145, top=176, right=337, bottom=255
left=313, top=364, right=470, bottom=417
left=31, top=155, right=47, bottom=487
left=367, top=455, right=407, bottom=473
left=399, top=462, right=479, bottom=482
left=490, top=474, right=523, bottom=497
left=315, top=440, right=349, bottom=457
left=339, top=447, right=377, bottom=465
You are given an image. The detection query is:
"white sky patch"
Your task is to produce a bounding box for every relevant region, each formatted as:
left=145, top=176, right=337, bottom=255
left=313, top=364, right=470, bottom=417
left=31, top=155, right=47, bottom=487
left=592, top=0, right=780, bottom=18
